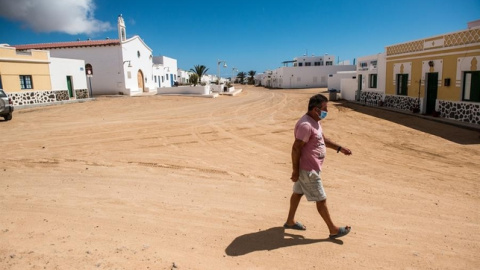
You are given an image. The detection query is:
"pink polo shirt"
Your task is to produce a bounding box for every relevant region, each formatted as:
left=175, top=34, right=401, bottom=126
left=294, top=114, right=326, bottom=171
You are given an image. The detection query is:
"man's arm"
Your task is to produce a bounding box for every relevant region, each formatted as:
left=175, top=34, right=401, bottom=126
left=323, top=134, right=352, bottom=155
left=291, top=139, right=305, bottom=182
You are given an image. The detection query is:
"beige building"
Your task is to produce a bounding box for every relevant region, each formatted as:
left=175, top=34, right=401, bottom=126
left=0, top=44, right=52, bottom=92
left=384, top=20, right=480, bottom=125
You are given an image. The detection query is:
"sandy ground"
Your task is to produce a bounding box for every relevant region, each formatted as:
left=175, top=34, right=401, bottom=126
left=0, top=85, right=479, bottom=269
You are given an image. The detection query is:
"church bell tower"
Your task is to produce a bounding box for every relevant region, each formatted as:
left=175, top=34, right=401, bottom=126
left=118, top=14, right=126, bottom=41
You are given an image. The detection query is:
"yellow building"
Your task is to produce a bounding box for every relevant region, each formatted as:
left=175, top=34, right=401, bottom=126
left=0, top=45, right=52, bottom=92
left=384, top=21, right=480, bottom=125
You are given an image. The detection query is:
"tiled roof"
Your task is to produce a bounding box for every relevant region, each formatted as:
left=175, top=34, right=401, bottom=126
left=13, top=39, right=121, bottom=50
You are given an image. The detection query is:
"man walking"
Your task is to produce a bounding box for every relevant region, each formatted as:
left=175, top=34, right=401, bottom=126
left=284, top=94, right=352, bottom=239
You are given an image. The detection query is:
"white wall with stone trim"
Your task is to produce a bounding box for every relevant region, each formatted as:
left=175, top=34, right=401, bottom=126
left=357, top=53, right=386, bottom=93
left=49, top=57, right=88, bottom=91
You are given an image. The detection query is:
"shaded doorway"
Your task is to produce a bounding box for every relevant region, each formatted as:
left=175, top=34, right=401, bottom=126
left=66, top=76, right=73, bottom=98
left=425, top=73, right=438, bottom=115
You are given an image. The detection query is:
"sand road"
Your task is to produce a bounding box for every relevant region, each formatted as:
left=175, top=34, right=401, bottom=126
left=1, top=86, right=479, bottom=269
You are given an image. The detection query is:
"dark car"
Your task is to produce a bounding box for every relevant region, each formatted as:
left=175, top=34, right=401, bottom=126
left=0, top=89, right=14, bottom=121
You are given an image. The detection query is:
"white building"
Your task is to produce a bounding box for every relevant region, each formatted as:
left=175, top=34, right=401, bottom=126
left=176, top=69, right=192, bottom=84
left=291, top=54, right=336, bottom=67
left=49, top=57, right=88, bottom=94
left=153, top=56, right=178, bottom=88
left=355, top=53, right=386, bottom=105
left=14, top=15, right=176, bottom=96
left=262, top=54, right=356, bottom=89
left=254, top=73, right=263, bottom=86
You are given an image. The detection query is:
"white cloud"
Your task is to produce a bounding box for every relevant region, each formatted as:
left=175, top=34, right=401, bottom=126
left=0, top=0, right=112, bottom=35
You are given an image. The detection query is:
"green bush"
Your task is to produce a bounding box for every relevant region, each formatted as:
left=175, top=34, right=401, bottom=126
left=189, top=73, right=199, bottom=86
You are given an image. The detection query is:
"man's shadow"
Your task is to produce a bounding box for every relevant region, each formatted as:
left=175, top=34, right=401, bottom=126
left=225, top=226, right=342, bottom=256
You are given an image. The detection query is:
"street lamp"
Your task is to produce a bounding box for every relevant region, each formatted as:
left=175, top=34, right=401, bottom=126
left=232, top=67, right=238, bottom=84
left=217, top=59, right=227, bottom=84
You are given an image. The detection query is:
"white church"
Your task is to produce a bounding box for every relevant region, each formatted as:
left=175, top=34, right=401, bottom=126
left=15, top=15, right=177, bottom=96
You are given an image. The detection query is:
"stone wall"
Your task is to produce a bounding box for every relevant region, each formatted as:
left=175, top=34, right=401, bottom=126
left=8, top=89, right=90, bottom=106
left=9, top=91, right=56, bottom=106
left=55, top=90, right=70, bottom=102
left=384, top=95, right=419, bottom=111
left=75, top=89, right=89, bottom=99
left=359, top=91, right=384, bottom=106
left=438, top=100, right=480, bottom=125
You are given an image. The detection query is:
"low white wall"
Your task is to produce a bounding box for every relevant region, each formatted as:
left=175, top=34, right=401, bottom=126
left=157, top=85, right=211, bottom=95
left=211, top=84, right=225, bottom=92
left=340, top=78, right=358, bottom=101
left=328, top=71, right=356, bottom=91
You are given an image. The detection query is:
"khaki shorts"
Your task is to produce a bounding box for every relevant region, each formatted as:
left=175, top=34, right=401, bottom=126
left=293, top=170, right=326, bottom=201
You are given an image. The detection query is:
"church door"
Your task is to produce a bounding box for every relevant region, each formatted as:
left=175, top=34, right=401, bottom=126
left=137, top=70, right=144, bottom=92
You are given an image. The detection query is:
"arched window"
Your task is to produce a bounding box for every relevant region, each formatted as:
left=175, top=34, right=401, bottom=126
left=85, top=64, right=93, bottom=76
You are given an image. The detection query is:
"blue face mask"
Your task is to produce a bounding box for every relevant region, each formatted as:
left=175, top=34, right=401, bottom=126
left=319, top=110, right=328, bottom=119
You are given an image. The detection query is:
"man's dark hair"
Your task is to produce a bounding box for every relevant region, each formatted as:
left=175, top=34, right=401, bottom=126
left=308, top=94, right=328, bottom=111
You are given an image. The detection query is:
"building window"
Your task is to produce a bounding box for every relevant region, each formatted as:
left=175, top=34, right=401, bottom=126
left=314, top=62, right=321, bottom=66
left=174, top=75, right=177, bottom=80
left=166, top=74, right=169, bottom=80
left=19, top=75, right=33, bottom=89
left=326, top=61, right=333, bottom=66
left=298, top=63, right=303, bottom=67
left=305, top=62, right=311, bottom=66
left=463, top=71, right=480, bottom=102
left=370, top=60, right=377, bottom=68
left=369, top=74, right=377, bottom=88
left=396, top=74, right=408, bottom=96
left=85, top=63, right=93, bottom=76
left=162, top=76, right=164, bottom=82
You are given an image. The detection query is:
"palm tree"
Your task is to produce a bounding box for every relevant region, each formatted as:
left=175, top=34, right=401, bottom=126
left=247, top=70, right=256, bottom=85
left=190, top=65, right=209, bottom=85
left=237, top=71, right=246, bottom=84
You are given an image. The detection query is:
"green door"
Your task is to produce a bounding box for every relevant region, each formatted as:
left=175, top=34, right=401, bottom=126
left=66, top=76, right=73, bottom=98
left=426, top=73, right=438, bottom=115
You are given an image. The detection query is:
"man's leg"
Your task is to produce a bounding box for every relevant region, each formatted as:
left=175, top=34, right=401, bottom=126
left=285, top=193, right=303, bottom=226
left=316, top=199, right=340, bottom=235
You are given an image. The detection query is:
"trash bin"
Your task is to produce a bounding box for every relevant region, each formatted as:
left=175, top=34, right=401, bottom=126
left=328, top=89, right=338, bottom=101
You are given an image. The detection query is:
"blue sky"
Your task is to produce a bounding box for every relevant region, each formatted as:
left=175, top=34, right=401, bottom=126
left=0, top=0, right=479, bottom=77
